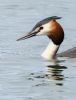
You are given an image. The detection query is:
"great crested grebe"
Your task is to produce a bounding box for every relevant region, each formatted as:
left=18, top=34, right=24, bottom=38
left=17, top=16, right=64, bottom=61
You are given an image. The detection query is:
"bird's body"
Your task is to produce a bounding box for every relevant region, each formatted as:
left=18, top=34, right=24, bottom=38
left=17, top=16, right=64, bottom=61
left=58, top=47, right=76, bottom=58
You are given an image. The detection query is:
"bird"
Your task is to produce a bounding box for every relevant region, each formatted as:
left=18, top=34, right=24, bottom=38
left=17, top=16, right=64, bottom=61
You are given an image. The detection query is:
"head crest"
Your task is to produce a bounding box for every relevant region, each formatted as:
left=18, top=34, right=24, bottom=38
left=51, top=16, right=62, bottom=20
left=32, top=16, right=62, bottom=31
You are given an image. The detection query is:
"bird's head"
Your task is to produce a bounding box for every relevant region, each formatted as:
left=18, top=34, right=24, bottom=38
left=17, top=16, right=64, bottom=45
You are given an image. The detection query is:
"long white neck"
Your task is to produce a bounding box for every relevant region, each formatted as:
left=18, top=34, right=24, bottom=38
left=41, top=41, right=60, bottom=60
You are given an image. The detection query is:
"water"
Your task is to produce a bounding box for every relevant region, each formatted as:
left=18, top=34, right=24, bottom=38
left=0, top=0, right=76, bottom=100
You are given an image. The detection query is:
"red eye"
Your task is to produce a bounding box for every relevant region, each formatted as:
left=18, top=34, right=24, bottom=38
left=40, top=27, right=43, bottom=30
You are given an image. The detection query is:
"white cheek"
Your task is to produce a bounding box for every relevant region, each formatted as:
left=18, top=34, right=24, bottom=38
left=37, top=23, right=51, bottom=36
left=37, top=30, right=47, bottom=35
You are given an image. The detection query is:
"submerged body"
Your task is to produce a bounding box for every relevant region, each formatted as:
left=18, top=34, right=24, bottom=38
left=58, top=47, right=76, bottom=58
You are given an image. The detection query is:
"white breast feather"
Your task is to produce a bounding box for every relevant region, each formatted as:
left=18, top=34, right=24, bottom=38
left=41, top=41, right=59, bottom=60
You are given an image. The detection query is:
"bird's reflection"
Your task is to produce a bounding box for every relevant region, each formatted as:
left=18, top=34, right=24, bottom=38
left=45, top=64, right=67, bottom=86
left=28, top=60, right=67, bottom=86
